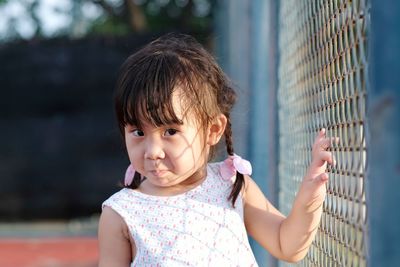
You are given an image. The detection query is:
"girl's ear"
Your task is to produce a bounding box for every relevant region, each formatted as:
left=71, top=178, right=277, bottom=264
left=207, top=114, right=227, bottom=146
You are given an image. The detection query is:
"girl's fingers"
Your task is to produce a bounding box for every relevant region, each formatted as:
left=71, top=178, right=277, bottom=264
left=314, top=136, right=340, bottom=151
left=313, top=129, right=326, bottom=148
left=316, top=128, right=326, bottom=142
left=310, top=151, right=334, bottom=167
left=314, top=128, right=340, bottom=144
left=312, top=130, right=339, bottom=166
left=317, top=150, right=335, bottom=165
left=315, top=172, right=329, bottom=185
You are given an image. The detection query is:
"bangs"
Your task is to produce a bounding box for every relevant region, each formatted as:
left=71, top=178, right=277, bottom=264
left=115, top=51, right=200, bottom=131
left=115, top=33, right=222, bottom=137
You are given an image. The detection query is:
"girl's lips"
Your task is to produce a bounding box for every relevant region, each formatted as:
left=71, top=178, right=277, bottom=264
left=150, top=170, right=168, bottom=177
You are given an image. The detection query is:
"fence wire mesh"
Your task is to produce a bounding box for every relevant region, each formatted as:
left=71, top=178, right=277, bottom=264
left=278, top=0, right=368, bottom=266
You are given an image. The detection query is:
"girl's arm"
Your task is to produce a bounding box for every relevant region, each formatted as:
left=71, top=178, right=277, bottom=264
left=98, top=206, right=134, bottom=267
left=244, top=129, right=335, bottom=263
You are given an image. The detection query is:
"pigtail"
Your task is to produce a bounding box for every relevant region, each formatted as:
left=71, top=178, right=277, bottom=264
left=130, top=172, right=144, bottom=189
left=225, top=114, right=245, bottom=208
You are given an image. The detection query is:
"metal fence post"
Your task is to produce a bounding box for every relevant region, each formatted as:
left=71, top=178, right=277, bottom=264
left=368, top=0, right=400, bottom=265
left=214, top=0, right=252, bottom=157
left=248, top=0, right=279, bottom=266
left=214, top=1, right=279, bottom=265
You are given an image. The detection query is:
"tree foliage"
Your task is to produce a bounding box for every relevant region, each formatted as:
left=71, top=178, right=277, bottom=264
left=89, top=0, right=215, bottom=35
left=0, top=0, right=215, bottom=43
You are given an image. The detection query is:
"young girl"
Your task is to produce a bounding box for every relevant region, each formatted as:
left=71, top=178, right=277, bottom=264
left=98, top=33, right=336, bottom=266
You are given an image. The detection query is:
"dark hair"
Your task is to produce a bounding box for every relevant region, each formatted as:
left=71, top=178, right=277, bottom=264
left=114, top=33, right=244, bottom=207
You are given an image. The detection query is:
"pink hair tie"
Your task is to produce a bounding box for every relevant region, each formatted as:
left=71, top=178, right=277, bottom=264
left=124, top=165, right=135, bottom=186
left=220, top=154, right=252, bottom=181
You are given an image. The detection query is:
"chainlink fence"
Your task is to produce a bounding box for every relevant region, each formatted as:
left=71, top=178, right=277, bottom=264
left=278, top=0, right=369, bottom=266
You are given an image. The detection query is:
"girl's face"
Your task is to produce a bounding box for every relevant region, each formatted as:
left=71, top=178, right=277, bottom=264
left=124, top=89, right=222, bottom=192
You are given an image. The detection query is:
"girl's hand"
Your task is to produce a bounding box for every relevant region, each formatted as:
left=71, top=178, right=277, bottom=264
left=297, top=128, right=339, bottom=213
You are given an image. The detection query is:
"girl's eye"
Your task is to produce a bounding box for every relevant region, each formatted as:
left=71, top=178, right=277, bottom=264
left=164, top=128, right=178, bottom=136
left=132, top=129, right=144, bottom=137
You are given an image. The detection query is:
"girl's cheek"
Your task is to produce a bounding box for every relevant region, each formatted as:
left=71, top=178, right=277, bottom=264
left=125, top=135, right=140, bottom=146
left=126, top=147, right=142, bottom=167
left=125, top=142, right=142, bottom=163
left=168, top=137, right=189, bottom=152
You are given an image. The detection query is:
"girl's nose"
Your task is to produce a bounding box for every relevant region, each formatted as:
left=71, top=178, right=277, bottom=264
left=144, top=139, right=165, bottom=160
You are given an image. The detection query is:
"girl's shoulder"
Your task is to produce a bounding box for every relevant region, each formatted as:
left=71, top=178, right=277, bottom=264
left=101, top=188, right=135, bottom=220
left=102, top=188, right=131, bottom=206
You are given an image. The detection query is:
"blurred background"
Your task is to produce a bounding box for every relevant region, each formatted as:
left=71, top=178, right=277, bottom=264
left=0, top=0, right=216, bottom=266
left=1, top=0, right=400, bottom=266
left=0, top=0, right=215, bottom=222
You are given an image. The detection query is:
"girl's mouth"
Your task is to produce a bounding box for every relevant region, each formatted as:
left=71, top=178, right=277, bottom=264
left=150, top=170, right=168, bottom=177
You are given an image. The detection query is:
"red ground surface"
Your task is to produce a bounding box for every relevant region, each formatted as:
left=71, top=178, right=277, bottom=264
left=0, top=237, right=98, bottom=267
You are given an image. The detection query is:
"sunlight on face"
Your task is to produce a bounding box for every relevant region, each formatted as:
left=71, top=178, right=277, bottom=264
left=124, top=87, right=210, bottom=194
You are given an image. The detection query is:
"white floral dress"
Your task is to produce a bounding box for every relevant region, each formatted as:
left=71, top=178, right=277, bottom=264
left=102, top=162, right=258, bottom=266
